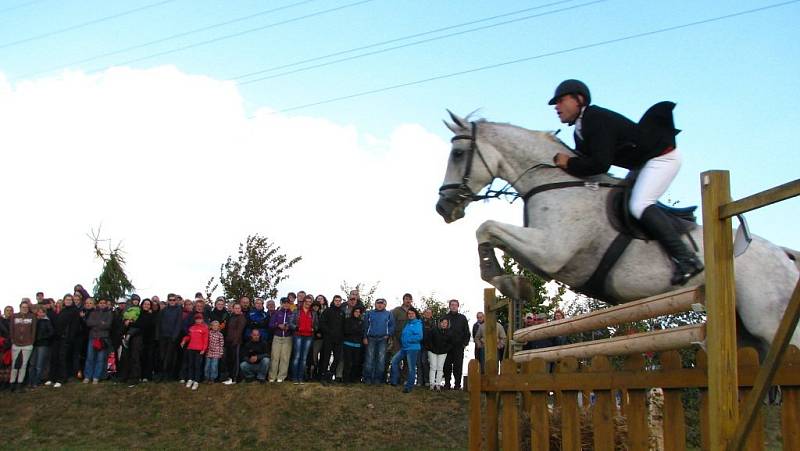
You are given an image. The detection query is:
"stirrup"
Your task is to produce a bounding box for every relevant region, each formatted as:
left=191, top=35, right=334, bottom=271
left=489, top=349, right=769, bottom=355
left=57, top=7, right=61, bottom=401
left=670, top=257, right=704, bottom=285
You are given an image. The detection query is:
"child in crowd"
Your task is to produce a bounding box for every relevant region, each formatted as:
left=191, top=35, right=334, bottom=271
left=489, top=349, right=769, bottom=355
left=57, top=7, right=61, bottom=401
left=29, top=306, right=54, bottom=387
left=180, top=313, right=208, bottom=391
left=204, top=320, right=224, bottom=383
left=122, top=295, right=142, bottom=348
left=426, top=318, right=452, bottom=391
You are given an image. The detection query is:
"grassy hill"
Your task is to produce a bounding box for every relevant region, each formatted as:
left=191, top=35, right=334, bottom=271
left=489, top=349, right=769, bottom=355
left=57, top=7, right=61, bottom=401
left=1, top=382, right=469, bottom=450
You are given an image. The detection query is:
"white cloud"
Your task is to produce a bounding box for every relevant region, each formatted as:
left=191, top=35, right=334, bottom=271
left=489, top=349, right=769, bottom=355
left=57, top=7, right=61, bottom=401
left=0, top=66, right=523, bottom=317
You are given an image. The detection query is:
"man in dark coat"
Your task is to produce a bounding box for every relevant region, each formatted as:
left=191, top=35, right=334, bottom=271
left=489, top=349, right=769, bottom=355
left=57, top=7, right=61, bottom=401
left=549, top=79, right=703, bottom=285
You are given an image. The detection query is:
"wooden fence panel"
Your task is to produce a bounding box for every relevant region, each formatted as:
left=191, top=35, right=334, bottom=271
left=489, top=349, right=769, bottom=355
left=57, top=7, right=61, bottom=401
left=661, top=351, right=687, bottom=451
left=781, top=347, right=800, bottom=450
left=524, top=360, right=550, bottom=451
left=737, top=348, right=764, bottom=451
left=558, top=357, right=581, bottom=451
left=500, top=360, right=519, bottom=451
left=469, top=359, right=482, bottom=451
left=590, top=355, right=615, bottom=451
left=624, top=354, right=649, bottom=450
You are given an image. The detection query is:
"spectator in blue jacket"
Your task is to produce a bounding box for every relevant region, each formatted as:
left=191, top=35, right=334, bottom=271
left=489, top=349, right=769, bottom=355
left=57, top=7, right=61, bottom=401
left=390, top=308, right=423, bottom=393
left=245, top=298, right=270, bottom=343
left=362, top=298, right=394, bottom=385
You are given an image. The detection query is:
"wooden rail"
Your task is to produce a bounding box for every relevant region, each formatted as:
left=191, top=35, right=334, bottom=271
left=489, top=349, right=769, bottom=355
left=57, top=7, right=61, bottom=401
left=719, top=178, right=800, bottom=219
left=513, top=286, right=702, bottom=343
left=513, top=324, right=705, bottom=362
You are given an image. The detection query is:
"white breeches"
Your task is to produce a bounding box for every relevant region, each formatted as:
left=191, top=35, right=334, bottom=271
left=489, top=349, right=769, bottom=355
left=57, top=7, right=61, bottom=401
left=629, top=148, right=682, bottom=219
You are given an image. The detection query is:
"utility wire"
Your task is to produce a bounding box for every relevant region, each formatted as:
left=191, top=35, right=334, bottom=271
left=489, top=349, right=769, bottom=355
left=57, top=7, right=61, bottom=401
left=83, top=0, right=377, bottom=76
left=0, top=0, right=179, bottom=51
left=265, top=0, right=799, bottom=115
left=236, top=0, right=607, bottom=86
left=14, top=0, right=321, bottom=81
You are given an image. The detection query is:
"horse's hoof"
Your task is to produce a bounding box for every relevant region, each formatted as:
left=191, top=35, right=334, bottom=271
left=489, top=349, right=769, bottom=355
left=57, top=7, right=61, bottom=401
left=493, top=275, right=534, bottom=300
left=478, top=243, right=504, bottom=281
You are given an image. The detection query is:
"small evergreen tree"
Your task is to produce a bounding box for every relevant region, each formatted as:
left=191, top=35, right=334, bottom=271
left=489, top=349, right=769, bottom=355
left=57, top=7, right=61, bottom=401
left=214, top=234, right=302, bottom=300
left=90, top=229, right=134, bottom=302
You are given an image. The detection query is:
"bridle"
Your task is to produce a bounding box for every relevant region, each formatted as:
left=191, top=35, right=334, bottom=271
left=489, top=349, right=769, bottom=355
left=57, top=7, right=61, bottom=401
left=438, top=121, right=496, bottom=201
left=438, top=121, right=558, bottom=203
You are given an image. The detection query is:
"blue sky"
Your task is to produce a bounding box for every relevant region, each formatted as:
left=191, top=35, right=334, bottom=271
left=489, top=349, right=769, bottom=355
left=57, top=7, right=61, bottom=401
left=1, top=0, right=798, bottom=310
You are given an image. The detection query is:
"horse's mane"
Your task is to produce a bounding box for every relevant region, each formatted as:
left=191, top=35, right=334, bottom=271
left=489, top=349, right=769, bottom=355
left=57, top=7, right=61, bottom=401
left=475, top=118, right=623, bottom=184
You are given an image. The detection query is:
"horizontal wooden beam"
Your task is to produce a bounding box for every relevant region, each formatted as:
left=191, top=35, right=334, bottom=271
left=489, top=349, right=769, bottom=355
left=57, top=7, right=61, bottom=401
left=719, top=178, right=800, bottom=219
left=513, top=287, right=702, bottom=343
left=480, top=361, right=800, bottom=392
left=513, top=324, right=705, bottom=362
left=489, top=298, right=508, bottom=312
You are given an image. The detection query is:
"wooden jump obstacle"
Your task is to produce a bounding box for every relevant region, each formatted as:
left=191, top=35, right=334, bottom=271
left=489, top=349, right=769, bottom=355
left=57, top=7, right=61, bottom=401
left=469, top=171, right=800, bottom=450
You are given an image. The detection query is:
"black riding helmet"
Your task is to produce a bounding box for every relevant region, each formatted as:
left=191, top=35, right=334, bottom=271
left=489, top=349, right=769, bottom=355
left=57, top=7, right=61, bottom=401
left=548, top=79, right=591, bottom=105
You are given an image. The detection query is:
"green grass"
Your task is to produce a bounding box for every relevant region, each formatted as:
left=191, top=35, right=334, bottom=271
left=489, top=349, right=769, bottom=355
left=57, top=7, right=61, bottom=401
left=0, top=382, right=469, bottom=450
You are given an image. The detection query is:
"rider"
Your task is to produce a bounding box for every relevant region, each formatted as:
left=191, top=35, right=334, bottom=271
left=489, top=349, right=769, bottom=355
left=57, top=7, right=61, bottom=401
left=548, top=79, right=704, bottom=285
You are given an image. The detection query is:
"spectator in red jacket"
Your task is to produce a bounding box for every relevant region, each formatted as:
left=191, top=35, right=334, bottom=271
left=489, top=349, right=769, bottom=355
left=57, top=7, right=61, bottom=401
left=180, top=314, right=208, bottom=391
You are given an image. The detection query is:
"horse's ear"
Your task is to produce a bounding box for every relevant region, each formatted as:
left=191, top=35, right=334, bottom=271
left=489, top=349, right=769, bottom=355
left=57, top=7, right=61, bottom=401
left=447, top=109, right=467, bottom=128
left=443, top=119, right=461, bottom=134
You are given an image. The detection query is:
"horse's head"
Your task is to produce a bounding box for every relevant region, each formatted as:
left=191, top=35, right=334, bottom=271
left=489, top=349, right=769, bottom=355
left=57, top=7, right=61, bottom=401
left=436, top=110, right=502, bottom=223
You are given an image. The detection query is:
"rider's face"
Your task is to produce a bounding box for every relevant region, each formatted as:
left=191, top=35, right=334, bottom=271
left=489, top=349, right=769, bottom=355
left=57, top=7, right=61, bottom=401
left=554, top=95, right=582, bottom=124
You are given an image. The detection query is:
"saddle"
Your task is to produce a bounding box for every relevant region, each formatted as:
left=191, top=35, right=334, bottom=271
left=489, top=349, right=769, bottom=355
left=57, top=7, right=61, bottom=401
left=578, top=178, right=699, bottom=304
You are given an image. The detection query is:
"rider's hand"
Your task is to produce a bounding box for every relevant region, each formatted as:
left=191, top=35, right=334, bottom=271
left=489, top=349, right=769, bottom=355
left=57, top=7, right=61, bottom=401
left=553, top=153, right=570, bottom=169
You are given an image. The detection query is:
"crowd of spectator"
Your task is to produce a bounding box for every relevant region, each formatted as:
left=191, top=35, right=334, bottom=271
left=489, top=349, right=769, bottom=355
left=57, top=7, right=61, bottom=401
left=0, top=285, right=476, bottom=394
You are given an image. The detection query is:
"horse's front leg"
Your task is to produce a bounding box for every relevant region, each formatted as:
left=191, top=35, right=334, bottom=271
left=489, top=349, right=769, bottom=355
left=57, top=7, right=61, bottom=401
left=476, top=220, right=581, bottom=287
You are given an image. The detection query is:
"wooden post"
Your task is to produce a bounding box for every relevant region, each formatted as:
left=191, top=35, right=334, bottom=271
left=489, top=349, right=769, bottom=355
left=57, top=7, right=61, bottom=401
left=701, top=170, right=738, bottom=450
left=590, top=356, right=615, bottom=451
left=735, top=348, right=764, bottom=451
left=525, top=360, right=550, bottom=451
left=485, top=288, right=500, bottom=451
left=558, top=357, right=581, bottom=451
left=661, top=351, right=687, bottom=451
left=624, top=354, right=649, bottom=450
left=469, top=359, right=482, bottom=451
left=781, top=347, right=800, bottom=451
left=500, top=360, right=520, bottom=451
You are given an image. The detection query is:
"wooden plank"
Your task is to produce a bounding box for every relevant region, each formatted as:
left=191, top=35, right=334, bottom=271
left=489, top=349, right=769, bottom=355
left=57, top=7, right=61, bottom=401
left=500, top=360, right=519, bottom=451
left=558, top=357, right=581, bottom=451
left=719, top=178, right=800, bottom=219
left=782, top=348, right=800, bottom=451
left=481, top=358, right=800, bottom=392
left=730, top=280, right=800, bottom=451
left=701, top=170, right=739, bottom=450
left=736, top=348, right=764, bottom=451
left=489, top=298, right=509, bottom=312
left=468, top=359, right=482, bottom=451
left=697, top=351, right=710, bottom=451
left=484, top=288, right=499, bottom=451
left=525, top=360, right=550, bottom=451
left=661, top=351, right=686, bottom=451
left=514, top=286, right=701, bottom=342
left=514, top=324, right=705, bottom=362
left=624, top=354, right=649, bottom=450
left=590, top=356, right=615, bottom=451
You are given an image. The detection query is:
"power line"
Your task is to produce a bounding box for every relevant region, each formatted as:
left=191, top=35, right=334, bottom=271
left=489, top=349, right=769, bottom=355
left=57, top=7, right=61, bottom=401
left=236, top=0, right=607, bottom=86
left=0, top=0, right=179, bottom=51
left=265, top=0, right=799, bottom=115
left=14, top=0, right=321, bottom=81
left=83, top=0, right=377, bottom=76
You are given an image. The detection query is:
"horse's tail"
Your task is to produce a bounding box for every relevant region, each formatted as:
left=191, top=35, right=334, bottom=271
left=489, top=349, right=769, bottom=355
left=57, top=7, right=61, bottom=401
left=782, top=246, right=800, bottom=271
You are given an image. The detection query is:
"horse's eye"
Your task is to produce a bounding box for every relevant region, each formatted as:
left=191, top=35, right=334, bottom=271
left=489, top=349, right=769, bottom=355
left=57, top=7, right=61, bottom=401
left=452, top=148, right=464, bottom=159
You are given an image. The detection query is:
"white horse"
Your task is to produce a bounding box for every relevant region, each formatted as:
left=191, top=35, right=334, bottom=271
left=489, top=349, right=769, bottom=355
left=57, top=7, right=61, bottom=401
left=435, top=111, right=799, bottom=355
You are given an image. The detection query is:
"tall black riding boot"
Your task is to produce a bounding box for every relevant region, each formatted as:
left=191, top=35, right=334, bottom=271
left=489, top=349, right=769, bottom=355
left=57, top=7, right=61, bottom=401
left=639, top=205, right=705, bottom=285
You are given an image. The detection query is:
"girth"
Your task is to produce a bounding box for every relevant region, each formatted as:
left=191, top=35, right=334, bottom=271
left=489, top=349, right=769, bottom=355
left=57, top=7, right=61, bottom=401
left=521, top=180, right=629, bottom=303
